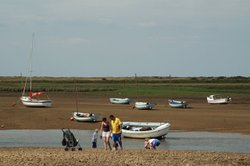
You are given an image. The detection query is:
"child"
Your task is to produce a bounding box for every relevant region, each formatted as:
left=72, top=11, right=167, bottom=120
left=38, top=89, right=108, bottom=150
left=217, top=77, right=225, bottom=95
left=92, top=129, right=98, bottom=148
left=144, top=138, right=160, bottom=150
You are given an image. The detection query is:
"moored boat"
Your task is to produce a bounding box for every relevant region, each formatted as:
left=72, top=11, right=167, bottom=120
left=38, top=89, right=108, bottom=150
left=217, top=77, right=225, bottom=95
left=122, top=121, right=171, bottom=139
left=21, top=96, right=52, bottom=107
left=134, top=102, right=155, bottom=110
left=73, top=112, right=96, bottom=122
left=207, top=95, right=231, bottom=104
left=110, top=98, right=130, bottom=104
left=168, top=99, right=188, bottom=108
left=20, top=34, right=52, bottom=107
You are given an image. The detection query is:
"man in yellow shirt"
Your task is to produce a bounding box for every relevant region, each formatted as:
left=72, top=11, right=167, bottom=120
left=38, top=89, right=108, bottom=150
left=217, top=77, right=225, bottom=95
left=109, top=115, right=123, bottom=150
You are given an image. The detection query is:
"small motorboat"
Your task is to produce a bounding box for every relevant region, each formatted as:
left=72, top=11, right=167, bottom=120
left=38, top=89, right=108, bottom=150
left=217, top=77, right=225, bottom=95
left=122, top=121, right=171, bottom=139
left=168, top=99, right=188, bottom=108
left=207, top=95, right=231, bottom=104
left=110, top=98, right=130, bottom=104
left=134, top=102, right=155, bottom=110
left=72, top=112, right=96, bottom=122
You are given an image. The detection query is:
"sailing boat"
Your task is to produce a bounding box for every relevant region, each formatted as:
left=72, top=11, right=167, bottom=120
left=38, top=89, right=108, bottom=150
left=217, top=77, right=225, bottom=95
left=72, top=80, right=96, bottom=122
left=20, top=33, right=52, bottom=107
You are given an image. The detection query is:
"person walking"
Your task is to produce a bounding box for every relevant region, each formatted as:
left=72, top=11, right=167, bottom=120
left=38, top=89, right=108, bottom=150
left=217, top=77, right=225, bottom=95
left=100, top=117, right=112, bottom=150
left=109, top=115, right=123, bottom=150
left=91, top=129, right=98, bottom=148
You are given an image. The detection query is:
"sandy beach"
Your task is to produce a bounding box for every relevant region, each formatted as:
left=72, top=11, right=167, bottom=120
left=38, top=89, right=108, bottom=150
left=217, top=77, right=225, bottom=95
left=0, top=148, right=249, bottom=166
left=1, top=92, right=250, bottom=165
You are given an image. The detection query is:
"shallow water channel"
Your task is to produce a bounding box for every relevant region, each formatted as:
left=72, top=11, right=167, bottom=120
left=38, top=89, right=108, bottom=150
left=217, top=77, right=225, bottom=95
left=0, top=130, right=250, bottom=153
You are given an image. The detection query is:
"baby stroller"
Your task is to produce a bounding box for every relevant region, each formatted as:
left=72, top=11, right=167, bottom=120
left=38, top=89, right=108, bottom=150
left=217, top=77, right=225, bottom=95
left=61, top=128, right=82, bottom=151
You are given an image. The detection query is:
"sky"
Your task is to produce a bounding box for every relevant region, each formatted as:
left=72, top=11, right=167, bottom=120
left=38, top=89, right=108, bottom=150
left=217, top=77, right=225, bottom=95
left=0, top=0, right=250, bottom=77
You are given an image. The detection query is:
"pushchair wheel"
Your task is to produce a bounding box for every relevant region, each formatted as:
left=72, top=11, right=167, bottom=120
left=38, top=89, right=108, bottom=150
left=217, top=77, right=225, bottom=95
left=71, top=148, right=75, bottom=151
left=64, top=147, right=69, bottom=151
left=78, top=147, right=82, bottom=151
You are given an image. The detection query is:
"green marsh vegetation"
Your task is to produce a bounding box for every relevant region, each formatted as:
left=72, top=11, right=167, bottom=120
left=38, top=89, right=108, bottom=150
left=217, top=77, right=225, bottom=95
left=1, top=76, right=250, bottom=100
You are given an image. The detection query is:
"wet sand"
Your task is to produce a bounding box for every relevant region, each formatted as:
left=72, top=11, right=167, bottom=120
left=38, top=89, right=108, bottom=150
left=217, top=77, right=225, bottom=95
left=1, top=92, right=250, bottom=134
left=0, top=148, right=249, bottom=166
left=1, top=92, right=250, bottom=165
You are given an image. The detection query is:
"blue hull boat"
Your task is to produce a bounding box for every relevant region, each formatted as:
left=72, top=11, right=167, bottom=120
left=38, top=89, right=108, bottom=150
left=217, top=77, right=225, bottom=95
left=168, top=99, right=188, bottom=108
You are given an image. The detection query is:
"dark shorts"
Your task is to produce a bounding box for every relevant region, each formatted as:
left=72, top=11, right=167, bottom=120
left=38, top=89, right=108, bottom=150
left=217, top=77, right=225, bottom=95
left=112, top=133, right=122, bottom=142
left=92, top=142, right=97, bottom=148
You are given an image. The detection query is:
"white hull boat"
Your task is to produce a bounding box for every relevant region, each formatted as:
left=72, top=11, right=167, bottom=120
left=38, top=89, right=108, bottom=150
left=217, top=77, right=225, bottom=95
left=122, top=122, right=171, bottom=139
left=73, top=112, right=96, bottom=122
left=20, top=34, right=52, bottom=108
left=110, top=98, right=130, bottom=104
left=207, top=95, right=231, bottom=104
left=168, top=99, right=188, bottom=108
left=72, top=81, right=96, bottom=122
left=134, top=102, right=155, bottom=110
left=20, top=96, right=52, bottom=107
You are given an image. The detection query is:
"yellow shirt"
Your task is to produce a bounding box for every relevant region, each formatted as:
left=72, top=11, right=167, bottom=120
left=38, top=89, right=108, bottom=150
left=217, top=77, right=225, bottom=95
left=111, top=117, right=122, bottom=134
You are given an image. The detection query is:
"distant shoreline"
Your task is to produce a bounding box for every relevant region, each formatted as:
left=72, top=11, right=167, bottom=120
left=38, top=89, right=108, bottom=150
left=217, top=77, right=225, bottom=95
left=1, top=75, right=250, bottom=82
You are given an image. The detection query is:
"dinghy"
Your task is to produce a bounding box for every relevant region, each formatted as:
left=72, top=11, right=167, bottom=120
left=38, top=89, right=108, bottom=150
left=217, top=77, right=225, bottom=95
left=122, top=122, right=171, bottom=139
left=72, top=81, right=97, bottom=122
left=168, top=99, right=188, bottom=108
left=134, top=102, right=155, bottom=110
left=110, top=98, right=130, bottom=104
left=133, top=74, right=155, bottom=110
left=207, top=95, right=231, bottom=104
left=73, top=112, right=96, bottom=122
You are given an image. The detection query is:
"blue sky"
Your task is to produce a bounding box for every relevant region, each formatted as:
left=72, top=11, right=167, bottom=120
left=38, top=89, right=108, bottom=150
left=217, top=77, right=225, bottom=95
left=0, top=0, right=250, bottom=77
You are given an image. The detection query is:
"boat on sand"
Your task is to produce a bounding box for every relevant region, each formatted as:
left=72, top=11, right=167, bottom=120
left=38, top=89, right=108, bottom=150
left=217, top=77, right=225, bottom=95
left=110, top=98, right=130, bottom=104
left=21, top=95, right=52, bottom=107
left=71, top=80, right=96, bottom=122
left=122, top=121, right=170, bottom=139
left=72, top=112, right=96, bottom=122
left=134, top=102, right=155, bottom=110
left=20, top=34, right=52, bottom=107
left=207, top=95, right=231, bottom=104
left=168, top=99, right=188, bottom=108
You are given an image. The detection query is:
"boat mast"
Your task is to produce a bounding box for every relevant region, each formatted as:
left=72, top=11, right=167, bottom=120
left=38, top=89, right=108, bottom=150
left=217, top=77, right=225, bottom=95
left=22, top=73, right=28, bottom=97
left=22, top=33, right=35, bottom=97
left=75, top=79, right=79, bottom=113
left=135, top=73, right=138, bottom=100
left=29, top=33, right=35, bottom=94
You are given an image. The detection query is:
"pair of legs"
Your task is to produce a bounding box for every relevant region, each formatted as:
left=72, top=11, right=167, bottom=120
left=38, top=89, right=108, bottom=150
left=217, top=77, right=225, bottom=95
left=102, top=131, right=111, bottom=150
left=92, top=141, right=97, bottom=148
left=102, top=136, right=112, bottom=150
left=112, top=133, right=123, bottom=150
